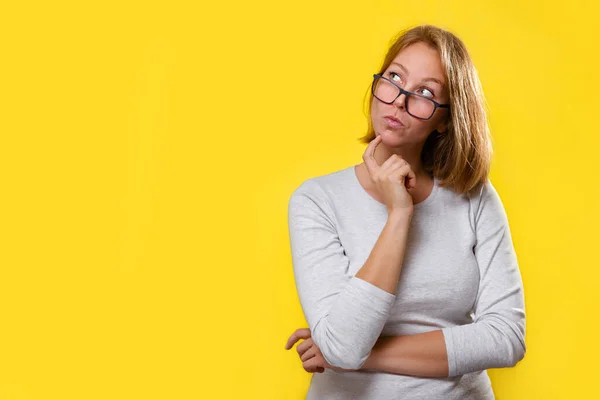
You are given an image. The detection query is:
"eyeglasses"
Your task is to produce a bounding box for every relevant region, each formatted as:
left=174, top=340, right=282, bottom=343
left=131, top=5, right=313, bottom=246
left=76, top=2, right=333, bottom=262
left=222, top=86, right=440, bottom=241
left=371, top=73, right=450, bottom=120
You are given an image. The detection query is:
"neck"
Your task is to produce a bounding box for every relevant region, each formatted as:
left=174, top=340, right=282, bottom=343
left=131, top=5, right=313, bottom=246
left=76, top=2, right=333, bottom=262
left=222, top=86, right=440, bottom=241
left=373, top=141, right=428, bottom=179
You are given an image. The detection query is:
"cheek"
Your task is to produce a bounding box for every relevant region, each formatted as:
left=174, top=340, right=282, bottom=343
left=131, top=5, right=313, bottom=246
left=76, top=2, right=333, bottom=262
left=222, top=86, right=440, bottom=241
left=409, top=118, right=438, bottom=137
left=371, top=99, right=380, bottom=115
left=370, top=101, right=382, bottom=123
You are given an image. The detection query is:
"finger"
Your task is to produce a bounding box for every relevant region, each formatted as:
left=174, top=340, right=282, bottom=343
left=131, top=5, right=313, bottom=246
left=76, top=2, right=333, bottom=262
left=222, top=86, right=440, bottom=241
left=303, top=365, right=316, bottom=373
left=379, top=154, right=400, bottom=172
left=390, top=165, right=416, bottom=188
left=316, top=367, right=325, bottom=373
left=389, top=164, right=410, bottom=183
left=301, top=346, right=317, bottom=362
left=285, top=328, right=311, bottom=350
left=303, top=357, right=322, bottom=373
left=379, top=155, right=407, bottom=176
left=362, top=135, right=383, bottom=177
left=296, top=338, right=313, bottom=355
left=383, top=159, right=406, bottom=174
left=405, top=168, right=417, bottom=190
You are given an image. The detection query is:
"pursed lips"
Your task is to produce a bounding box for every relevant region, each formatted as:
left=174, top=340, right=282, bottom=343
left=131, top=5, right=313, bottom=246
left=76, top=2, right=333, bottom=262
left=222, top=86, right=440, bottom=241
left=384, top=115, right=404, bottom=126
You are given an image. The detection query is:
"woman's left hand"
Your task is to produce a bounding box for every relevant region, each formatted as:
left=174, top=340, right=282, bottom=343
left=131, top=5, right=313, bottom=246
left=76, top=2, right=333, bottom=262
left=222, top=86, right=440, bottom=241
left=285, top=328, right=354, bottom=373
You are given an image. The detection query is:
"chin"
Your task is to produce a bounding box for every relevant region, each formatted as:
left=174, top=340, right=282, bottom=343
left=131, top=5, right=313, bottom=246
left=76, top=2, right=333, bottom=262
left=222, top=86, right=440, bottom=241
left=379, top=129, right=407, bottom=142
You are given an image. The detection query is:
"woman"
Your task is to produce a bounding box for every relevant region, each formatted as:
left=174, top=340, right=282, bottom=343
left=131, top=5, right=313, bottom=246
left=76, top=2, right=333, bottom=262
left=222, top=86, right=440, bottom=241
left=285, top=25, right=526, bottom=399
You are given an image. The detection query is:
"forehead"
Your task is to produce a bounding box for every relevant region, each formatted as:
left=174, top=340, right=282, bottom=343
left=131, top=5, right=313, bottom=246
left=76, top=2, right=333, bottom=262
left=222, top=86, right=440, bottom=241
left=388, top=42, right=446, bottom=84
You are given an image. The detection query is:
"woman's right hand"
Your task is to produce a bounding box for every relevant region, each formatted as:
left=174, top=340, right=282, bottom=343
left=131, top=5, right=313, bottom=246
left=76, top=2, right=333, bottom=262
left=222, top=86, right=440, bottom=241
left=362, top=135, right=417, bottom=215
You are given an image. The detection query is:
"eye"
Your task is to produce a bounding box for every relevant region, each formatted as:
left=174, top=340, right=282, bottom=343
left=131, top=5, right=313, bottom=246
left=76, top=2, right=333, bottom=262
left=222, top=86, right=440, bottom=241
left=418, top=87, right=434, bottom=98
left=388, top=71, right=402, bottom=84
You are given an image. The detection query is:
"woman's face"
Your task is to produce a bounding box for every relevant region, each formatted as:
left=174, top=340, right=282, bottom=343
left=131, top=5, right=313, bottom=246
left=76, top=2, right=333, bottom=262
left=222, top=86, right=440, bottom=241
left=371, top=41, right=450, bottom=148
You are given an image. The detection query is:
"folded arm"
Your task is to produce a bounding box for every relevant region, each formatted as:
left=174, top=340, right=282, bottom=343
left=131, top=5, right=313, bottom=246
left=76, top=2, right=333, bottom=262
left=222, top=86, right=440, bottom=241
left=361, top=330, right=449, bottom=377
left=288, top=180, right=412, bottom=369
left=363, top=181, right=526, bottom=378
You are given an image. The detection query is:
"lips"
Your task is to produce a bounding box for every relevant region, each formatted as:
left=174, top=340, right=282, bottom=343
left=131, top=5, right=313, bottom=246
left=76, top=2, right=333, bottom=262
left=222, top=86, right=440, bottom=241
left=384, top=115, right=404, bottom=126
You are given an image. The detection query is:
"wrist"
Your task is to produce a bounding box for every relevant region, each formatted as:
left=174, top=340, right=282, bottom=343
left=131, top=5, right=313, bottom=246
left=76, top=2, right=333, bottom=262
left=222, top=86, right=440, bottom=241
left=362, top=347, right=382, bottom=371
left=387, top=209, right=413, bottom=224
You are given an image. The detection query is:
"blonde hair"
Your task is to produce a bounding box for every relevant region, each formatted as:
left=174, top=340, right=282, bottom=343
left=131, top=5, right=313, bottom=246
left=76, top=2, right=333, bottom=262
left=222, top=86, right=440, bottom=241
left=359, top=25, right=492, bottom=194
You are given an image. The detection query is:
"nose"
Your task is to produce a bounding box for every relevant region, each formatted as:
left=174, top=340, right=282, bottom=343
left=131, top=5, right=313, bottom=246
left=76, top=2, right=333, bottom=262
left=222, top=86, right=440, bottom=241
left=394, top=92, right=407, bottom=110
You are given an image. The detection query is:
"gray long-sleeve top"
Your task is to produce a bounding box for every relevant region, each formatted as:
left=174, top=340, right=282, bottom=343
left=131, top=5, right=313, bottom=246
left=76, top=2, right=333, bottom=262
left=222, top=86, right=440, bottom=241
left=287, top=165, right=526, bottom=399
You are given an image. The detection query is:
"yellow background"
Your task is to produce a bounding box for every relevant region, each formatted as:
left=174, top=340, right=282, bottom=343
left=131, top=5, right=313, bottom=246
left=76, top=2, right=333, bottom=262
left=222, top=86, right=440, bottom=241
left=1, top=0, right=598, bottom=398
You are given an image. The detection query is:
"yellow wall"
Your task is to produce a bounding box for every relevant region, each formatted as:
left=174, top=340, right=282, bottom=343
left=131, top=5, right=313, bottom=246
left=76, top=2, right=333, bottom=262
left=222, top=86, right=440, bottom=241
left=1, top=1, right=598, bottom=398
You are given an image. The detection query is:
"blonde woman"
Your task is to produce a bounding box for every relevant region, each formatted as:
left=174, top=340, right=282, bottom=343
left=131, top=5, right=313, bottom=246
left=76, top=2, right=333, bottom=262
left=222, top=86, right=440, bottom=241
left=285, top=25, right=526, bottom=399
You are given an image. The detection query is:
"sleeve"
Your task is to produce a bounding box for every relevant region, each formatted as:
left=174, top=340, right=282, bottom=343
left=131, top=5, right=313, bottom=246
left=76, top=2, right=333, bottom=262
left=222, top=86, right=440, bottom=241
left=287, top=180, right=397, bottom=370
left=441, top=180, right=527, bottom=377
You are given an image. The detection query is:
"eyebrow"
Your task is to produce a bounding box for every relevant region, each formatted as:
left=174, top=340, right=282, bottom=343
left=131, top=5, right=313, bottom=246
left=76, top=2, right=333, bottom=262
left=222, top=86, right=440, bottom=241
left=391, top=62, right=446, bottom=88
